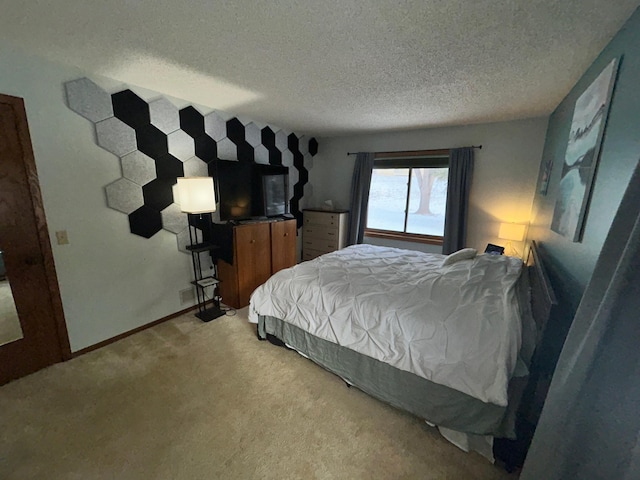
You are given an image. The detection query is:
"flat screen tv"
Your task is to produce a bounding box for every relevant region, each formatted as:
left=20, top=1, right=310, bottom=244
left=213, top=160, right=289, bottom=221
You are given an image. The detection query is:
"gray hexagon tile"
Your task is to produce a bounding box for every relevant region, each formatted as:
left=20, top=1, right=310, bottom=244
left=167, top=130, right=195, bottom=161
left=275, top=130, right=288, bottom=152
left=65, top=77, right=114, bottom=123
left=183, top=157, right=208, bottom=177
left=254, top=144, right=269, bottom=164
left=121, top=150, right=156, bottom=186
left=177, top=228, right=192, bottom=254
left=204, top=112, right=227, bottom=141
left=161, top=203, right=188, bottom=234
left=96, top=117, right=137, bottom=157
left=149, top=97, right=180, bottom=134
left=105, top=178, right=144, bottom=214
left=304, top=153, right=314, bottom=170
left=298, top=137, right=309, bottom=155
left=245, top=122, right=261, bottom=147
left=282, top=150, right=294, bottom=167
left=217, top=138, right=238, bottom=160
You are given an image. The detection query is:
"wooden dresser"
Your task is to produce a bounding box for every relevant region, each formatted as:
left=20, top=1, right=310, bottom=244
left=217, top=218, right=297, bottom=308
left=302, top=209, right=349, bottom=261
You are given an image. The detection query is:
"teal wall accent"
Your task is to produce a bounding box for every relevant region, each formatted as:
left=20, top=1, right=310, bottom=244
left=530, top=7, right=640, bottom=316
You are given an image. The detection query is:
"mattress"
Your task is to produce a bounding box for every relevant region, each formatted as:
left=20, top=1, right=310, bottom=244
left=249, top=244, right=525, bottom=407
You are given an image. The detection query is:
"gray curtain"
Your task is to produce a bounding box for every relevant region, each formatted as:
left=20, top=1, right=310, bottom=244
left=521, top=159, right=640, bottom=480
left=347, top=152, right=375, bottom=245
left=442, top=147, right=474, bottom=254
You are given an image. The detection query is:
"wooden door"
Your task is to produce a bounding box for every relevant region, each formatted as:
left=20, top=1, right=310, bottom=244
left=0, top=94, right=70, bottom=385
left=236, top=223, right=271, bottom=307
left=271, top=219, right=297, bottom=274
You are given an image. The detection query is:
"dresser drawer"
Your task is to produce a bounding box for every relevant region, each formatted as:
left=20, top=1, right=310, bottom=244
left=303, top=210, right=341, bottom=227
left=303, top=236, right=339, bottom=253
left=302, top=225, right=339, bottom=241
left=302, top=248, right=325, bottom=261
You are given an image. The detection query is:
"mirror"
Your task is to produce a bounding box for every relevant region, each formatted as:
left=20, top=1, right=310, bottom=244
left=0, top=250, right=23, bottom=346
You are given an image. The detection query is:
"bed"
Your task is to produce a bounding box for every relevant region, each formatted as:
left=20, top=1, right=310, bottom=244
left=248, top=241, right=556, bottom=460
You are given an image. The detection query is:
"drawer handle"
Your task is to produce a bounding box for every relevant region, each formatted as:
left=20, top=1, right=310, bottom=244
left=328, top=232, right=335, bottom=236
left=250, top=239, right=255, bottom=243
left=284, top=233, right=288, bottom=237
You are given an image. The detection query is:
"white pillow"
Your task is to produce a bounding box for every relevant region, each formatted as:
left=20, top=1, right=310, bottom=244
left=441, top=248, right=477, bottom=267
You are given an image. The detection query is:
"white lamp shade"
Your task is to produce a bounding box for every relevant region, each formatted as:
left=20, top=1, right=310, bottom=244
left=175, top=177, right=217, bottom=213
left=498, top=223, right=527, bottom=242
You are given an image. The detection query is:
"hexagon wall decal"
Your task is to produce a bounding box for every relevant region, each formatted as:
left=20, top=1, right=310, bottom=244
left=65, top=78, right=113, bottom=123
left=217, top=138, right=238, bottom=161
left=95, top=117, right=137, bottom=157
left=161, top=203, right=188, bottom=234
left=149, top=97, right=180, bottom=134
left=183, top=157, right=209, bottom=177
left=167, top=130, right=195, bottom=162
left=155, top=154, right=184, bottom=179
left=121, top=150, right=156, bottom=186
left=136, top=124, right=169, bottom=160
left=204, top=112, right=226, bottom=141
left=245, top=122, right=261, bottom=147
left=112, top=90, right=150, bottom=129
left=179, top=106, right=205, bottom=138
left=64, top=78, right=318, bottom=248
left=275, top=130, right=288, bottom=152
left=254, top=144, right=269, bottom=164
left=194, top=135, right=216, bottom=162
left=105, top=178, right=144, bottom=214
left=129, top=205, right=163, bottom=238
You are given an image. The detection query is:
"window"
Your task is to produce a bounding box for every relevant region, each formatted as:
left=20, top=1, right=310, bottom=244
left=365, top=153, right=448, bottom=245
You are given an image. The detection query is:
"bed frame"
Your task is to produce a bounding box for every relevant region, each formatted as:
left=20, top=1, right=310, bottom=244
left=257, top=241, right=558, bottom=458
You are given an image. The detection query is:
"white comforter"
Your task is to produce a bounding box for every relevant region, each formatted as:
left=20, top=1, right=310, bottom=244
left=249, top=244, right=524, bottom=406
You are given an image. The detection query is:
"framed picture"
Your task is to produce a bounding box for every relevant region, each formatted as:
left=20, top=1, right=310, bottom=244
left=551, top=58, right=619, bottom=242
left=539, top=156, right=553, bottom=195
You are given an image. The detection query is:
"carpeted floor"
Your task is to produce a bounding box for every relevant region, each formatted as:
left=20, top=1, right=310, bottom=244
left=0, top=307, right=517, bottom=479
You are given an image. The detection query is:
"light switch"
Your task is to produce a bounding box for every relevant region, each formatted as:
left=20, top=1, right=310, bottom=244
left=55, top=230, right=69, bottom=245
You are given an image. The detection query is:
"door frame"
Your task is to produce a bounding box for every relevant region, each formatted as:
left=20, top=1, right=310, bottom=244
left=1, top=93, right=71, bottom=363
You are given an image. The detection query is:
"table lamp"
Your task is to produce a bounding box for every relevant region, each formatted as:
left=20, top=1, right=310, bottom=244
left=498, top=222, right=527, bottom=257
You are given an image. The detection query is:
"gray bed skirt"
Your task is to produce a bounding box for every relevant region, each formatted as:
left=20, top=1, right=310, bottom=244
left=258, top=315, right=523, bottom=438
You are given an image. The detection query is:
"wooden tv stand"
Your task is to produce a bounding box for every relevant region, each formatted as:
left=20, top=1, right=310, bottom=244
left=215, top=218, right=297, bottom=309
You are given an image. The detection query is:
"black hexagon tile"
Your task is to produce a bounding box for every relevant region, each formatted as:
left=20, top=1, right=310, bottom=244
left=142, top=178, right=176, bottom=211
left=226, top=118, right=245, bottom=145
left=112, top=89, right=150, bottom=129
left=179, top=106, right=205, bottom=138
left=155, top=153, right=184, bottom=179
left=136, top=124, right=169, bottom=160
left=129, top=205, right=163, bottom=238
left=194, top=135, right=216, bottom=162
left=309, top=138, right=318, bottom=156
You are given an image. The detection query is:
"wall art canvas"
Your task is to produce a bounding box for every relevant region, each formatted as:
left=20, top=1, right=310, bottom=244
left=551, top=58, right=619, bottom=242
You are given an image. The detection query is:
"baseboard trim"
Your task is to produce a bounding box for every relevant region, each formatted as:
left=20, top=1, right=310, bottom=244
left=72, top=305, right=198, bottom=357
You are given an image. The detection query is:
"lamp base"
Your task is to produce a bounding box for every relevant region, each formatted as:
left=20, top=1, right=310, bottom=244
left=195, top=306, right=225, bottom=322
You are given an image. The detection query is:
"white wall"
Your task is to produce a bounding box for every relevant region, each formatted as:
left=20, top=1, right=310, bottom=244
left=312, top=118, right=549, bottom=254
left=0, top=47, right=200, bottom=351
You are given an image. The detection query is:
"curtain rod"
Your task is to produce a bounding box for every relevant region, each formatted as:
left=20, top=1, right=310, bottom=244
left=346, top=145, right=482, bottom=156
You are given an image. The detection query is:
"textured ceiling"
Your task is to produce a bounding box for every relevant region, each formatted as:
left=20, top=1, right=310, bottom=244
left=1, top=1, right=638, bottom=135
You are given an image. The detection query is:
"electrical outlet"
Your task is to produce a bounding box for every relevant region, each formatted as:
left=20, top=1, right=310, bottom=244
left=55, top=230, right=69, bottom=245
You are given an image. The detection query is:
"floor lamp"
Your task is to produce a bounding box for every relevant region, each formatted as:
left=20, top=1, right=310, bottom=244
left=176, top=177, right=224, bottom=322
